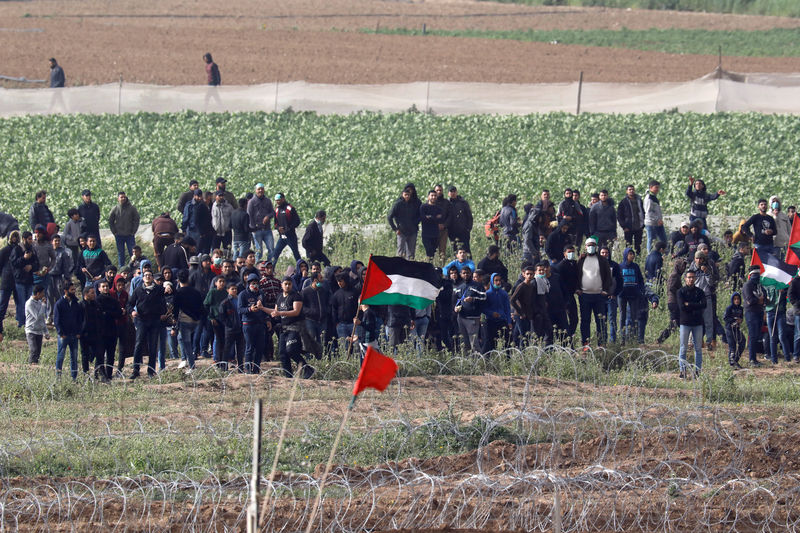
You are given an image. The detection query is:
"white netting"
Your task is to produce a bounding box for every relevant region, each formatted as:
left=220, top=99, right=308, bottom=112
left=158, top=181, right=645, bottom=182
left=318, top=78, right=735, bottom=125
left=1, top=68, right=800, bottom=116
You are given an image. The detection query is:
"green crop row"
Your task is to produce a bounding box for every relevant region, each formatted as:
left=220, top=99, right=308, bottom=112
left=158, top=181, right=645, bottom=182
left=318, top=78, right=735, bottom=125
left=363, top=26, right=800, bottom=58
left=478, top=0, right=800, bottom=18
left=1, top=110, right=799, bottom=228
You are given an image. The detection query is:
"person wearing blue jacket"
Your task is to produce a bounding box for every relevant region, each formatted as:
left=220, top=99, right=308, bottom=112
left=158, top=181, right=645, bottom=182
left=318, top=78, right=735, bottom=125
left=618, top=247, right=644, bottom=344
left=645, top=241, right=666, bottom=283
left=600, top=246, right=623, bottom=343
left=238, top=273, right=271, bottom=374
left=481, top=273, right=511, bottom=354
left=442, top=248, right=475, bottom=277
left=54, top=281, right=83, bottom=380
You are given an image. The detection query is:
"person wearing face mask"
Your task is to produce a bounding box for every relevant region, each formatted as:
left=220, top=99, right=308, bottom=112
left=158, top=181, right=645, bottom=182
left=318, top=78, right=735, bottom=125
left=769, top=195, right=791, bottom=257
left=576, top=238, right=611, bottom=350
left=742, top=265, right=765, bottom=367
left=481, top=273, right=512, bottom=353
left=742, top=199, right=777, bottom=258
left=554, top=245, right=579, bottom=341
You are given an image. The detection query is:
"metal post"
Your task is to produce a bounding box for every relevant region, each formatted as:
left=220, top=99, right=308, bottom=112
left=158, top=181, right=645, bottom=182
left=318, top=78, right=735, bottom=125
left=426, top=80, right=431, bottom=114
left=576, top=71, right=584, bottom=115
left=247, top=399, right=263, bottom=533
left=118, top=74, right=123, bottom=115
left=274, top=81, right=279, bottom=113
left=422, top=23, right=426, bottom=36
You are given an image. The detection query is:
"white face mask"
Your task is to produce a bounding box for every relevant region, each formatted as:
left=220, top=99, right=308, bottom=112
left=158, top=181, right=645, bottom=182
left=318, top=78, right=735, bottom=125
left=566, top=251, right=576, bottom=261
left=586, top=245, right=597, bottom=255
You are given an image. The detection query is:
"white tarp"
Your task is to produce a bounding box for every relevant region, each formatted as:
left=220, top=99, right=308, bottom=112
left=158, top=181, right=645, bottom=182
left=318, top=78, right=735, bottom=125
left=0, top=68, right=797, bottom=116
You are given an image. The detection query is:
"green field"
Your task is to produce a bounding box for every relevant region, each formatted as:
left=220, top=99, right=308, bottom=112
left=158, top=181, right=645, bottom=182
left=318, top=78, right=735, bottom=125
left=479, top=0, right=800, bottom=17
left=364, top=27, right=800, bottom=57
left=1, top=111, right=799, bottom=230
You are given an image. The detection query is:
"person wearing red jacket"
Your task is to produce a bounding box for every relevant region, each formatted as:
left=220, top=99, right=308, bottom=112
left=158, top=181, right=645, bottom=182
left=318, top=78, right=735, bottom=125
left=270, top=193, right=302, bottom=263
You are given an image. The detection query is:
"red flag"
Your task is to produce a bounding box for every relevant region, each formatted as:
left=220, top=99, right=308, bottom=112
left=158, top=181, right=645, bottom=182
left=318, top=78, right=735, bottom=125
left=352, top=346, right=398, bottom=397
left=751, top=247, right=763, bottom=274
left=786, top=215, right=800, bottom=267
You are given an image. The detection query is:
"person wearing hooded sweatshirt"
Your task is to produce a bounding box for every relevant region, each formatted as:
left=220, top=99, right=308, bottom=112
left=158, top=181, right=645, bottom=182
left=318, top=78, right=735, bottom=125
left=687, top=250, right=719, bottom=351
left=657, top=258, right=687, bottom=344
left=183, top=189, right=212, bottom=255
left=96, top=279, right=124, bottom=380
left=291, top=259, right=309, bottom=293
left=618, top=247, right=644, bottom=344
left=554, top=245, right=579, bottom=339
left=302, top=270, right=329, bottom=347
left=544, top=263, right=569, bottom=344
left=127, top=270, right=167, bottom=378
left=521, top=204, right=541, bottom=265
left=12, top=231, right=40, bottom=329
left=724, top=292, right=745, bottom=369
left=0, top=230, right=21, bottom=340
left=675, top=220, right=711, bottom=259
left=545, top=220, right=572, bottom=263
left=588, top=190, right=617, bottom=246
left=677, top=269, right=706, bottom=378
left=54, top=281, right=83, bottom=380
left=331, top=272, right=360, bottom=345
left=742, top=266, right=765, bottom=367
left=388, top=187, right=421, bottom=260
left=686, top=177, right=724, bottom=229
left=645, top=241, right=666, bottom=283
left=498, top=194, right=520, bottom=250
left=80, top=285, right=100, bottom=377
left=616, top=184, right=645, bottom=256
left=219, top=282, right=244, bottom=370
left=172, top=269, right=207, bottom=372
left=576, top=237, right=611, bottom=348
left=76, top=235, right=111, bottom=287
left=557, top=188, right=583, bottom=244
left=770, top=195, right=791, bottom=256
left=420, top=190, right=445, bottom=261
left=25, top=285, right=48, bottom=364
left=642, top=180, right=666, bottom=253
left=454, top=266, right=487, bottom=353
left=481, top=273, right=512, bottom=353
left=210, top=192, right=234, bottom=251
left=726, top=242, right=750, bottom=292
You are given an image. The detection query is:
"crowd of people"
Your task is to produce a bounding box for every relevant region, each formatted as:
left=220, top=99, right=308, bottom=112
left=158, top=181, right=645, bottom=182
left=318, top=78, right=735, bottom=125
left=1, top=175, right=797, bottom=382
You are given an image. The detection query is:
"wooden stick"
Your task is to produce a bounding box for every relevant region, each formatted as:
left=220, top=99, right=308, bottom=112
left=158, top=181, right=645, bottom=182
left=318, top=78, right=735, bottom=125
left=246, top=399, right=263, bottom=533
left=304, top=399, right=354, bottom=533
left=258, top=366, right=303, bottom=527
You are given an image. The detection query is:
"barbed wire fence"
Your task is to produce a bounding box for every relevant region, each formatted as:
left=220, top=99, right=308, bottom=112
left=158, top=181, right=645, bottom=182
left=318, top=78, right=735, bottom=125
left=1, top=346, right=800, bottom=531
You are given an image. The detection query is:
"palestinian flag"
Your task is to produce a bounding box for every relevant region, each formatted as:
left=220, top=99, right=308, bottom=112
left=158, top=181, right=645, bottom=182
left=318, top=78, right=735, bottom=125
left=786, top=215, right=800, bottom=267
left=359, top=255, right=442, bottom=309
left=751, top=248, right=797, bottom=289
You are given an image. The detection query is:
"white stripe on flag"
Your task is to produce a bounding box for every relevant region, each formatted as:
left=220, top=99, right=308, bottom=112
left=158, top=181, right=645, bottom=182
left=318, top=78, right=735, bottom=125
left=385, top=274, right=440, bottom=300
left=763, top=263, right=793, bottom=285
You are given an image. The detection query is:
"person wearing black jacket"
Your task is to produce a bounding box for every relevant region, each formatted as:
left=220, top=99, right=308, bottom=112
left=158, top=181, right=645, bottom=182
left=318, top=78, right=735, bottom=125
left=545, top=220, right=572, bottom=263
left=616, top=185, right=645, bottom=255
left=433, top=268, right=456, bottom=351
left=447, top=186, right=473, bottom=254
left=724, top=292, right=745, bottom=369
left=454, top=267, right=487, bottom=353
left=742, top=199, right=778, bottom=258
left=271, top=193, right=302, bottom=263
left=219, top=283, right=244, bottom=370
left=272, top=277, right=313, bottom=378
left=386, top=304, right=414, bottom=350
left=80, top=285, right=100, bottom=377
left=0, top=230, right=21, bottom=339
left=127, top=271, right=167, bottom=378
left=388, top=187, right=421, bottom=260
left=29, top=190, right=54, bottom=232
left=231, top=198, right=251, bottom=261
left=477, top=245, right=508, bottom=287
left=54, top=281, right=83, bottom=380
left=726, top=242, right=750, bottom=292
left=302, top=271, right=329, bottom=346
left=239, top=273, right=271, bottom=374
left=183, top=190, right=213, bottom=255
left=302, top=210, right=330, bottom=267
left=434, top=185, right=452, bottom=258
left=78, top=190, right=101, bottom=239
left=76, top=235, right=112, bottom=286
left=172, top=270, right=206, bottom=371
left=553, top=245, right=579, bottom=339
left=11, top=231, right=40, bottom=329
left=677, top=269, right=706, bottom=378
left=95, top=280, right=124, bottom=380
left=742, top=266, right=765, bottom=367
left=162, top=233, right=192, bottom=273
left=331, top=272, right=360, bottom=345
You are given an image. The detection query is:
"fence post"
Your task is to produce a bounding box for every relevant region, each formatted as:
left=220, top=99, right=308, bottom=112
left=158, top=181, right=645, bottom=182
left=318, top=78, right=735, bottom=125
left=576, top=71, right=583, bottom=115
left=247, top=399, right=263, bottom=533
left=118, top=74, right=123, bottom=115
left=426, top=81, right=431, bottom=114
left=274, top=81, right=279, bottom=113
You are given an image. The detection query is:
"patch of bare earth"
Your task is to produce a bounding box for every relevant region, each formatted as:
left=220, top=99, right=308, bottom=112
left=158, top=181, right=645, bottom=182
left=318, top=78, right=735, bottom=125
left=1, top=0, right=800, bottom=86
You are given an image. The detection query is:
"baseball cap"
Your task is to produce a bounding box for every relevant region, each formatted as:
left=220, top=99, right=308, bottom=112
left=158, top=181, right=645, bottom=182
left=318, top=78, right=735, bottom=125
left=216, top=177, right=227, bottom=184
left=81, top=189, right=92, bottom=196
left=247, top=273, right=259, bottom=283
left=255, top=183, right=265, bottom=190
left=189, top=255, right=200, bottom=265
left=193, top=188, right=203, bottom=197
left=274, top=192, right=284, bottom=201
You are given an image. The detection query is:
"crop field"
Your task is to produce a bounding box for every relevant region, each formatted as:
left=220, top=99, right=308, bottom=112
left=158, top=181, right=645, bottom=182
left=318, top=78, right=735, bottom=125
left=2, top=111, right=800, bottom=228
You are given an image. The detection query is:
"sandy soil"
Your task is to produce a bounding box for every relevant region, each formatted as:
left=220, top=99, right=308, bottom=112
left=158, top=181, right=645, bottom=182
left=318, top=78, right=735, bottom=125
left=2, top=0, right=800, bottom=86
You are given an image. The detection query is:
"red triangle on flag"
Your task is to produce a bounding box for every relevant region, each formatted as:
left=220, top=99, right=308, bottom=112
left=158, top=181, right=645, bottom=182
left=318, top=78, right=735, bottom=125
left=788, top=247, right=800, bottom=268
left=359, top=256, right=393, bottom=301
left=787, top=216, right=800, bottom=266
left=751, top=248, right=764, bottom=274
left=352, top=346, right=398, bottom=397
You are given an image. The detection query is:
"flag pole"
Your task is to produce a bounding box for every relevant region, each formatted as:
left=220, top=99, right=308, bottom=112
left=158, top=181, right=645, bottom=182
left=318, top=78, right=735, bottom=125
left=258, top=365, right=304, bottom=527
left=304, top=397, right=355, bottom=533
left=348, top=255, right=373, bottom=357
left=246, top=398, right=263, bottom=533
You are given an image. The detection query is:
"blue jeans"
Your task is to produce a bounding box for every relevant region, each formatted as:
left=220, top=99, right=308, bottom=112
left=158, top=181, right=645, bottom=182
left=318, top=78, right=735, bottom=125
left=242, top=322, right=266, bottom=374
left=115, top=234, right=136, bottom=267
left=271, top=233, right=301, bottom=263
left=794, top=314, right=800, bottom=360
left=15, top=283, right=32, bottom=327
left=766, top=309, right=792, bottom=362
left=336, top=322, right=363, bottom=344
left=56, top=334, right=79, bottom=379
left=745, top=310, right=762, bottom=363
left=178, top=321, right=201, bottom=369
left=305, top=319, right=324, bottom=345
left=617, top=295, right=639, bottom=344
left=679, top=324, right=703, bottom=372
left=232, top=240, right=250, bottom=260
left=252, top=230, right=274, bottom=262
left=754, top=243, right=777, bottom=259
left=411, top=316, right=430, bottom=354
left=579, top=293, right=607, bottom=346
left=0, top=286, right=17, bottom=333
left=606, top=297, right=618, bottom=342
left=645, top=224, right=668, bottom=253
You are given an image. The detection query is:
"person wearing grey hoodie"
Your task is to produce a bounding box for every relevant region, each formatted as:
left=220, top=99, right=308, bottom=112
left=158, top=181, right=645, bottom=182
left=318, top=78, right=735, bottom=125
left=643, top=180, right=666, bottom=253
left=588, top=190, right=617, bottom=246
left=770, top=195, right=791, bottom=255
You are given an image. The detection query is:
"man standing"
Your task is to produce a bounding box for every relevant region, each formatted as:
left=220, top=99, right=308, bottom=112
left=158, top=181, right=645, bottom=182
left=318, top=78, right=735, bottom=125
left=553, top=245, right=579, bottom=340
left=271, top=193, right=302, bottom=263
left=109, top=191, right=140, bottom=267
left=742, top=199, right=777, bottom=258
left=770, top=195, right=791, bottom=257
left=12, top=231, right=40, bottom=328
left=617, top=185, right=645, bottom=255
left=127, top=271, right=167, bottom=379
left=49, top=58, right=65, bottom=88
left=214, top=178, right=236, bottom=206
left=247, top=183, right=274, bottom=262
left=29, top=190, right=54, bottom=232
left=177, top=180, right=199, bottom=216
left=25, top=285, right=48, bottom=364
left=643, top=180, right=666, bottom=253
left=742, top=266, right=765, bottom=368
left=78, top=189, right=101, bottom=239
left=589, top=190, right=617, bottom=247
left=447, top=186, right=473, bottom=254
left=420, top=191, right=445, bottom=262
left=434, top=184, right=451, bottom=259
left=238, top=273, right=270, bottom=374
left=302, top=210, right=330, bottom=267
left=151, top=212, right=178, bottom=270
left=182, top=189, right=212, bottom=255
left=210, top=191, right=234, bottom=251
left=204, top=53, right=221, bottom=86
left=677, top=269, right=706, bottom=378
left=172, top=270, right=206, bottom=373
left=54, top=281, right=83, bottom=380
left=388, top=187, right=420, bottom=260
left=231, top=198, right=251, bottom=260
left=272, top=277, right=313, bottom=378
left=576, top=238, right=611, bottom=349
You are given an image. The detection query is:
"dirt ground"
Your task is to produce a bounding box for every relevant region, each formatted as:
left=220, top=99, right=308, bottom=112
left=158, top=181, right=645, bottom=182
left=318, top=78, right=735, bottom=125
left=2, top=0, right=800, bottom=86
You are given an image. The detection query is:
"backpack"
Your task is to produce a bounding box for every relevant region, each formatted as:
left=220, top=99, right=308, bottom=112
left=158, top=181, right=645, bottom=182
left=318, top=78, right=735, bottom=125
left=484, top=211, right=501, bottom=240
